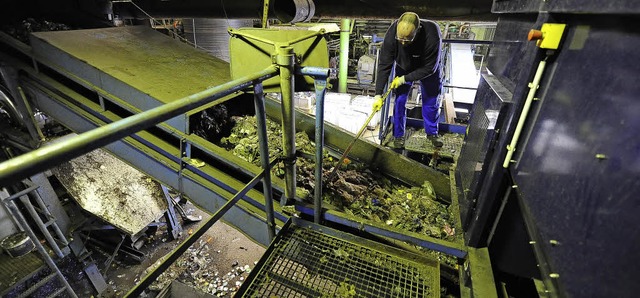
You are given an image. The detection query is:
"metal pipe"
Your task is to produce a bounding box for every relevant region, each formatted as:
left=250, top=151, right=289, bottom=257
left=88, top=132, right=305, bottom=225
left=298, top=67, right=330, bottom=224
left=503, top=59, right=547, bottom=168
left=313, top=79, right=326, bottom=224
left=253, top=82, right=276, bottom=242
left=3, top=138, right=33, bottom=153
left=261, top=0, right=270, bottom=28
left=18, top=86, right=45, bottom=142
left=442, top=39, right=493, bottom=44
left=125, top=160, right=277, bottom=298
left=339, top=19, right=351, bottom=93
left=228, top=28, right=276, bottom=46
left=110, top=0, right=496, bottom=21
left=229, top=28, right=323, bottom=47
left=443, top=84, right=478, bottom=90
left=276, top=45, right=296, bottom=205
left=0, top=66, right=279, bottom=186
left=273, top=0, right=315, bottom=23
left=286, top=30, right=325, bottom=46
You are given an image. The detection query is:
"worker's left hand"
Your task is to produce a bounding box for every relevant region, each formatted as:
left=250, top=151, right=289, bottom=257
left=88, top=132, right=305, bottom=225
left=372, top=95, right=383, bottom=112
left=390, top=76, right=406, bottom=89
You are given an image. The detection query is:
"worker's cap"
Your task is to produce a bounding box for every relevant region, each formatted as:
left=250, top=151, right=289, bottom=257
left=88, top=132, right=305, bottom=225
left=396, top=12, right=420, bottom=44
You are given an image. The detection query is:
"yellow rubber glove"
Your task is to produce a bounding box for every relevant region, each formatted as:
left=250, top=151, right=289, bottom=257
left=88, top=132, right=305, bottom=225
left=372, top=95, right=383, bottom=112
left=390, top=76, right=406, bottom=89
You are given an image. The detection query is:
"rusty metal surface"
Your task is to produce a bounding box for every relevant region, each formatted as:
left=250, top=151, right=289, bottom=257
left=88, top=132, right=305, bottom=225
left=51, top=146, right=167, bottom=236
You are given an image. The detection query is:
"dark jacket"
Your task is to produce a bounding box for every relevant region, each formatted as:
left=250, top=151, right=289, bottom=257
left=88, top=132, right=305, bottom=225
left=375, top=19, right=442, bottom=95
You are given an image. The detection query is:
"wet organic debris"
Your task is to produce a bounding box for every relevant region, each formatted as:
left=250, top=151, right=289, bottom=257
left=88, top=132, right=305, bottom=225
left=51, top=148, right=168, bottom=235
left=219, top=116, right=457, bottom=243
left=192, top=105, right=235, bottom=142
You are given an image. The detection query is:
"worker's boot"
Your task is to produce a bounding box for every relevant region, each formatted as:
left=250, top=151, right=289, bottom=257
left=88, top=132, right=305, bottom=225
left=427, top=135, right=444, bottom=148
left=392, top=136, right=405, bottom=149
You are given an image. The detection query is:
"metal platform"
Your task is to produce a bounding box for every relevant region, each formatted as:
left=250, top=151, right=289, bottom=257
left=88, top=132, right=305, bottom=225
left=237, top=217, right=440, bottom=297
left=382, top=128, right=464, bottom=160
left=405, top=130, right=464, bottom=160
left=0, top=251, right=45, bottom=295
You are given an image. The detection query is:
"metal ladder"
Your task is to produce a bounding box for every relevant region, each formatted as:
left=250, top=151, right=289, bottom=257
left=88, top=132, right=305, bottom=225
left=1, top=182, right=77, bottom=298
left=19, top=179, right=70, bottom=257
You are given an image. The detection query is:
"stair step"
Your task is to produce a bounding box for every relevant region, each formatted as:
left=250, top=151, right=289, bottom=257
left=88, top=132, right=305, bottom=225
left=4, top=185, right=39, bottom=201
left=46, top=286, right=66, bottom=298
left=43, top=219, right=56, bottom=227
left=17, top=272, right=57, bottom=298
left=33, top=206, right=55, bottom=220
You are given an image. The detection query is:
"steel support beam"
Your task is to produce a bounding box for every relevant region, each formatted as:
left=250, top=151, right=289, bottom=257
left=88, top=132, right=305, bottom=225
left=15, top=74, right=287, bottom=247
left=275, top=45, right=296, bottom=205
left=0, top=66, right=278, bottom=186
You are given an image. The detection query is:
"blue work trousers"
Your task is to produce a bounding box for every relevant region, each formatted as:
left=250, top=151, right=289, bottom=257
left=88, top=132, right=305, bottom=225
left=392, top=67, right=442, bottom=137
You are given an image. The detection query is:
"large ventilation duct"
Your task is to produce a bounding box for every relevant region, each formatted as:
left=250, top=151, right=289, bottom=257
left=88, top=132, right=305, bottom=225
left=183, top=19, right=255, bottom=62
left=273, top=0, right=315, bottom=23
left=110, top=0, right=496, bottom=21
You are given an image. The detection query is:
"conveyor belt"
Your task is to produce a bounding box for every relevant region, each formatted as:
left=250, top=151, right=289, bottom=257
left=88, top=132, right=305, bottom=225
left=14, top=25, right=453, bottom=247
left=237, top=217, right=440, bottom=297
left=29, top=26, right=231, bottom=133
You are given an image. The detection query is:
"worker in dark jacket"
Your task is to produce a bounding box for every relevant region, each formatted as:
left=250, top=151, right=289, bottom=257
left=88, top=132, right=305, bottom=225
left=372, top=12, right=443, bottom=148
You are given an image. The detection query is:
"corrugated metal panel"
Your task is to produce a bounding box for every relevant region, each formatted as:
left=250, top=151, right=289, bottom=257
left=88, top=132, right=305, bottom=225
left=183, top=18, right=255, bottom=62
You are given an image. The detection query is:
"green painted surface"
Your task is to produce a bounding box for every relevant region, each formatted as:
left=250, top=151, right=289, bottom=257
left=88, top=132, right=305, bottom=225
left=467, top=247, right=498, bottom=297
left=31, top=26, right=231, bottom=104
left=339, top=19, right=351, bottom=93
left=229, top=28, right=329, bottom=92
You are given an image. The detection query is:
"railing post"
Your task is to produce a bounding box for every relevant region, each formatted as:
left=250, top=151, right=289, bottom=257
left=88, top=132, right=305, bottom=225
left=253, top=81, right=276, bottom=242
left=275, top=45, right=296, bottom=206
left=296, top=66, right=331, bottom=224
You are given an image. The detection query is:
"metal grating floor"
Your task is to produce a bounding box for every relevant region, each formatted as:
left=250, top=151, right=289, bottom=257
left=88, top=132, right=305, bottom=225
left=0, top=251, right=45, bottom=295
left=237, top=218, right=439, bottom=297
left=404, top=130, right=464, bottom=160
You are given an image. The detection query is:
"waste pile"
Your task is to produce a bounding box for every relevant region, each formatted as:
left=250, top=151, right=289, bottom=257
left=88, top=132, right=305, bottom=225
left=219, top=116, right=458, bottom=244
left=146, top=238, right=255, bottom=297
left=1, top=18, right=72, bottom=44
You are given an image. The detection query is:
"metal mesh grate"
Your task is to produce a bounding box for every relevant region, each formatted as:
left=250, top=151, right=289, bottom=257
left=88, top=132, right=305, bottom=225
left=239, top=219, right=439, bottom=297
left=404, top=130, right=464, bottom=160
left=0, top=252, right=44, bottom=294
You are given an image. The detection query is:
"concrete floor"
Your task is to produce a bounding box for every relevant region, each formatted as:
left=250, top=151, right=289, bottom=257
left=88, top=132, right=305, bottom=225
left=1, top=186, right=266, bottom=298
left=96, top=205, right=266, bottom=297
